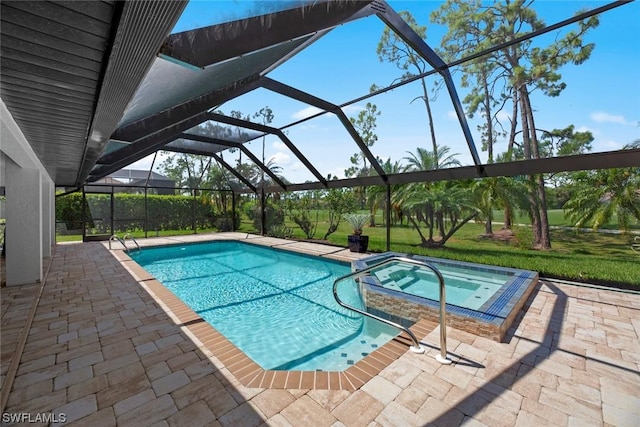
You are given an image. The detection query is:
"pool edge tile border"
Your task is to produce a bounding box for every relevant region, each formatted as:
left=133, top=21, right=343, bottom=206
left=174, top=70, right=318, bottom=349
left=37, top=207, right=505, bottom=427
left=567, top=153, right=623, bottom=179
left=107, top=236, right=436, bottom=390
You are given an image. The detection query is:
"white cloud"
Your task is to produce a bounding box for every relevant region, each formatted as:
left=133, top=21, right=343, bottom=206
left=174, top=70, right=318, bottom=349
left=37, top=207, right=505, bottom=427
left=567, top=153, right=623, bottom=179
left=127, top=152, right=169, bottom=172
left=272, top=140, right=287, bottom=151
left=296, top=123, right=320, bottom=131
left=269, top=151, right=291, bottom=166
left=290, top=161, right=304, bottom=172
left=327, top=167, right=347, bottom=180
left=590, top=112, right=628, bottom=125
left=575, top=125, right=602, bottom=138
left=496, top=110, right=511, bottom=122
left=292, top=106, right=323, bottom=120
left=446, top=110, right=458, bottom=120
left=601, top=139, right=622, bottom=150
left=342, top=105, right=364, bottom=115
left=291, top=104, right=364, bottom=122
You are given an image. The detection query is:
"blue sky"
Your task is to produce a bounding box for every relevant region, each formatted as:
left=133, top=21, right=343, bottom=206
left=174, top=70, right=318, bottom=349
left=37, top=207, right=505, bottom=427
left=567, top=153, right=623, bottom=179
left=130, top=0, right=640, bottom=184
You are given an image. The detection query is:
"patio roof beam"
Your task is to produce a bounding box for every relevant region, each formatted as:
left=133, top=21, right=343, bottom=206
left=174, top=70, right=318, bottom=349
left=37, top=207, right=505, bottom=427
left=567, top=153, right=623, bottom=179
left=158, top=0, right=374, bottom=69
left=178, top=133, right=288, bottom=191
left=260, top=77, right=388, bottom=184
left=92, top=76, right=264, bottom=181
left=207, top=112, right=328, bottom=187
left=88, top=112, right=211, bottom=181
left=209, top=154, right=257, bottom=193
left=162, top=144, right=256, bottom=193
left=110, top=75, right=262, bottom=143
left=247, top=148, right=640, bottom=194
left=373, top=1, right=483, bottom=175
left=261, top=30, right=331, bottom=77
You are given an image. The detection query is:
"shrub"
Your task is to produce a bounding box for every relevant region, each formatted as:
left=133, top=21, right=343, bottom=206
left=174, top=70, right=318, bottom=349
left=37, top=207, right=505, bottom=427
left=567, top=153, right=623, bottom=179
left=343, top=213, right=370, bottom=235
left=216, top=218, right=231, bottom=231
left=268, top=224, right=293, bottom=238
left=287, top=196, right=318, bottom=239
left=513, top=225, right=533, bottom=250
left=291, top=212, right=316, bottom=239
left=250, top=202, right=284, bottom=232
left=56, top=193, right=89, bottom=231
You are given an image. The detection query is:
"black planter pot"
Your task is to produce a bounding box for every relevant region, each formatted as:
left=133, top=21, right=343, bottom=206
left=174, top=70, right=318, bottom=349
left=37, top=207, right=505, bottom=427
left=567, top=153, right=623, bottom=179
left=347, top=234, right=369, bottom=253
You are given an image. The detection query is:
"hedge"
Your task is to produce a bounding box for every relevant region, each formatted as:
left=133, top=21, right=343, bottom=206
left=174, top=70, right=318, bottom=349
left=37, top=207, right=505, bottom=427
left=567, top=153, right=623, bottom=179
left=56, top=192, right=233, bottom=234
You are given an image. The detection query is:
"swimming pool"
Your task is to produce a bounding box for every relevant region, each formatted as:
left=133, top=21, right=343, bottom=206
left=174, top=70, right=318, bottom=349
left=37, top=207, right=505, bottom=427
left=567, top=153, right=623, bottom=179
left=131, top=241, right=398, bottom=371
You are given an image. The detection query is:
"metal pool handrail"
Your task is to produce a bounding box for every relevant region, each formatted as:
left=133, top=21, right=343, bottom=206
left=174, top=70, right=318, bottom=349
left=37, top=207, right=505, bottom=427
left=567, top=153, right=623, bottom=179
left=123, top=233, right=141, bottom=252
left=108, top=235, right=127, bottom=251
left=332, top=256, right=451, bottom=364
left=108, top=234, right=141, bottom=253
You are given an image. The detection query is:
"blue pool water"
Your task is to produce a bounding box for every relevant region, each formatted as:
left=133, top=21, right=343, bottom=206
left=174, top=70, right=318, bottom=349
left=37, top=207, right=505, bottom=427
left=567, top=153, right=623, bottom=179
left=131, top=241, right=398, bottom=371
left=369, top=261, right=507, bottom=310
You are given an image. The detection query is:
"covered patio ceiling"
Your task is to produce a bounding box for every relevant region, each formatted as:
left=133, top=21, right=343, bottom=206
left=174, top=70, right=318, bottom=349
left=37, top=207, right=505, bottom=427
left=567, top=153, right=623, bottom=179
left=2, top=0, right=638, bottom=192
left=0, top=0, right=187, bottom=187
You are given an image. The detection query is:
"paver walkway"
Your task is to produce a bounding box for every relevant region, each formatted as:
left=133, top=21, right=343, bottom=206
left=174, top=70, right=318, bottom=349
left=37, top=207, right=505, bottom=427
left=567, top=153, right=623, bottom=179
left=1, top=234, right=638, bottom=426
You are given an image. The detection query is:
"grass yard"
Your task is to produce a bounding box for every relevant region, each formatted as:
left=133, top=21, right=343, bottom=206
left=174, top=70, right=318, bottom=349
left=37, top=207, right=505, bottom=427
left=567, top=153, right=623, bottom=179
left=239, top=216, right=640, bottom=287
left=55, top=227, right=218, bottom=242
left=55, top=213, right=640, bottom=287
left=491, top=209, right=640, bottom=230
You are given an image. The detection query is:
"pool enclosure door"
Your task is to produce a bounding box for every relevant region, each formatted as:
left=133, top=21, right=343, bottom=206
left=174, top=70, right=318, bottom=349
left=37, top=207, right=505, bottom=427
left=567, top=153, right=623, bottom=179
left=81, top=185, right=149, bottom=241
left=82, top=188, right=114, bottom=242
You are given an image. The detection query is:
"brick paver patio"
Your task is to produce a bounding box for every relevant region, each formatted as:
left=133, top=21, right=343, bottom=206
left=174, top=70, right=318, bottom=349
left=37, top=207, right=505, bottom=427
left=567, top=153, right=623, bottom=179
left=1, top=233, right=638, bottom=426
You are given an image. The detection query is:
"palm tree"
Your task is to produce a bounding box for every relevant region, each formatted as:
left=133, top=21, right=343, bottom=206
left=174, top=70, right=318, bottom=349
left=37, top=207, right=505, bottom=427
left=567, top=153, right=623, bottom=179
left=472, top=177, right=497, bottom=235
left=366, top=158, right=403, bottom=226
left=472, top=173, right=528, bottom=235
left=403, top=146, right=461, bottom=172
left=263, top=158, right=291, bottom=205
left=206, top=163, right=232, bottom=213
left=564, top=163, right=640, bottom=233
left=395, top=146, right=478, bottom=248
left=395, top=180, right=479, bottom=248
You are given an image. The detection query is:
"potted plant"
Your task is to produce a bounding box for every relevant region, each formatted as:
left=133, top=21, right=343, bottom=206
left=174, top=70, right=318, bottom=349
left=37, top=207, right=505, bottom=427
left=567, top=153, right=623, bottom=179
left=344, top=213, right=370, bottom=253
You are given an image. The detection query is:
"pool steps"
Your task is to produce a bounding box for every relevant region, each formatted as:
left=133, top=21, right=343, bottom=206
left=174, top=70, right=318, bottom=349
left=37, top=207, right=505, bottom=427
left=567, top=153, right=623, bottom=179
left=334, top=256, right=452, bottom=365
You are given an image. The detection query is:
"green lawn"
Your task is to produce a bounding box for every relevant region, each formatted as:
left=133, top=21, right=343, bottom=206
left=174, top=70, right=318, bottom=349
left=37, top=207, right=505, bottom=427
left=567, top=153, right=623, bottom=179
left=55, top=227, right=218, bottom=242
left=491, top=209, right=640, bottom=230
left=56, top=215, right=640, bottom=287
left=301, top=208, right=638, bottom=230
left=239, top=215, right=640, bottom=287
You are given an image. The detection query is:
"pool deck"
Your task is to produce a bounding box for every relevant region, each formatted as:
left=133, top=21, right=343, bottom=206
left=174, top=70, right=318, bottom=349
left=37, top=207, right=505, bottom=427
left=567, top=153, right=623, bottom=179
left=1, top=232, right=639, bottom=426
